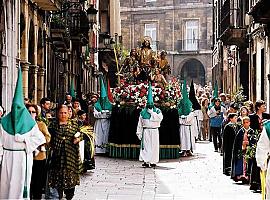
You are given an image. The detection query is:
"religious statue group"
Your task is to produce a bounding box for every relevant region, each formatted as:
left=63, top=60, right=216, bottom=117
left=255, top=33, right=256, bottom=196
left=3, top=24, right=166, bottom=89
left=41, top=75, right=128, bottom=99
left=121, top=37, right=171, bottom=88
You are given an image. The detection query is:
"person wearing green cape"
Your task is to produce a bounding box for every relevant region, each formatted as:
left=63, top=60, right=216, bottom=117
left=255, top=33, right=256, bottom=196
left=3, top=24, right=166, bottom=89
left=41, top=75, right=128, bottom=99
left=136, top=83, right=163, bottom=168
left=0, top=67, right=46, bottom=199
left=94, top=77, right=112, bottom=154
left=178, top=80, right=195, bottom=157
left=256, top=120, right=270, bottom=199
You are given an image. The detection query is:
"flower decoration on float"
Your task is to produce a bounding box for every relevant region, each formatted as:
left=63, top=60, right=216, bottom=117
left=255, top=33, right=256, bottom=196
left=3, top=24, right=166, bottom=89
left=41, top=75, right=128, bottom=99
left=112, top=78, right=181, bottom=108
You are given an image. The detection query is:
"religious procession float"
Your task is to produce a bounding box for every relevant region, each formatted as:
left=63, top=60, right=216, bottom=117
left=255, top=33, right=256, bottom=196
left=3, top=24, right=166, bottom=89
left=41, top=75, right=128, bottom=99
left=107, top=36, right=182, bottom=159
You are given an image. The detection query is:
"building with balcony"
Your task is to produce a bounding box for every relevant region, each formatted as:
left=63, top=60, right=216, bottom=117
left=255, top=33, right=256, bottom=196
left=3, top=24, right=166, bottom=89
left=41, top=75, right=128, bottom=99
left=212, top=0, right=270, bottom=111
left=212, top=0, right=249, bottom=97
left=248, top=0, right=270, bottom=106
left=120, top=0, right=213, bottom=86
left=0, top=0, right=121, bottom=109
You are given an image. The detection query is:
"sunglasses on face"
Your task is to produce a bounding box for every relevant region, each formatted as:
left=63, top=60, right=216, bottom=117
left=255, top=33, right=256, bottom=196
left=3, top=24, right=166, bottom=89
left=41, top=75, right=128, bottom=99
left=29, top=110, right=36, bottom=114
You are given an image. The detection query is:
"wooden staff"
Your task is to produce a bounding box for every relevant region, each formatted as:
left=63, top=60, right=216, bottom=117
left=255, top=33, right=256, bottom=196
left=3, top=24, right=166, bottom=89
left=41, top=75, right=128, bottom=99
left=114, top=46, right=121, bottom=86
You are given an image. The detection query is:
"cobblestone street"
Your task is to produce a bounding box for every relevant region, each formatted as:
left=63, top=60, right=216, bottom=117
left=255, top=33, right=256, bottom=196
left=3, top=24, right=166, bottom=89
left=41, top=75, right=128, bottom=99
left=74, top=142, right=260, bottom=200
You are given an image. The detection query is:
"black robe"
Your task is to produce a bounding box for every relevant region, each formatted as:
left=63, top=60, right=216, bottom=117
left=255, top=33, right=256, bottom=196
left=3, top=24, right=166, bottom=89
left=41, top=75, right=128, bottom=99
left=249, top=113, right=270, bottom=191
left=231, top=128, right=256, bottom=181
left=222, top=123, right=240, bottom=175
left=249, top=113, right=270, bottom=131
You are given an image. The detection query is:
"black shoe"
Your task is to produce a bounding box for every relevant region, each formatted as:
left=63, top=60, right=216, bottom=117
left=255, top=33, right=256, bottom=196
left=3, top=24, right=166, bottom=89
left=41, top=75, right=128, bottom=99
left=214, top=149, right=218, bottom=152
left=142, top=162, right=150, bottom=168
left=250, top=183, right=261, bottom=191
left=224, top=170, right=231, bottom=176
left=150, top=164, right=156, bottom=168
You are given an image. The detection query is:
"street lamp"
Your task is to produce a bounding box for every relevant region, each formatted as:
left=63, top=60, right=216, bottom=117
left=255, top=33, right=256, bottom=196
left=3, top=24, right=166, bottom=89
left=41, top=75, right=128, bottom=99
left=227, top=50, right=235, bottom=94
left=87, top=4, right=98, bottom=27
left=103, top=32, right=111, bottom=48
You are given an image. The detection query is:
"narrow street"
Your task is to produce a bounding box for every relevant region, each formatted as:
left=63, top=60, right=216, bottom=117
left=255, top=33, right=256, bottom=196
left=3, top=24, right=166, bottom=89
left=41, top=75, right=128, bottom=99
left=74, top=142, right=260, bottom=200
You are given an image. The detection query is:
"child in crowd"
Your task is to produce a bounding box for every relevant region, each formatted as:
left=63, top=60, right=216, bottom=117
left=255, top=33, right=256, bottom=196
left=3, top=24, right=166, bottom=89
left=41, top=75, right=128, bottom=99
left=231, top=116, right=255, bottom=183
left=222, top=113, right=240, bottom=176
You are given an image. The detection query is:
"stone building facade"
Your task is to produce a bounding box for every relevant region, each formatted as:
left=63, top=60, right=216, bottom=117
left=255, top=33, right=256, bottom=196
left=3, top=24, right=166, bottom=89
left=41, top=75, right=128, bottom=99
left=212, top=0, right=249, bottom=98
left=120, top=0, right=212, bottom=86
left=0, top=0, right=20, bottom=111
left=0, top=0, right=121, bottom=109
left=19, top=0, right=93, bottom=104
left=248, top=0, right=270, bottom=107
left=212, top=0, right=270, bottom=110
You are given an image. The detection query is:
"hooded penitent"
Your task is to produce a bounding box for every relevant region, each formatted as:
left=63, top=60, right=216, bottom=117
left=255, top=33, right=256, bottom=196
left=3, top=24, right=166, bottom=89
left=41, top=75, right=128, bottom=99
left=140, top=83, right=161, bottom=119
left=94, top=76, right=112, bottom=112
left=178, top=79, right=193, bottom=116
left=213, top=80, right=218, bottom=99
left=209, top=80, right=218, bottom=108
left=1, top=67, right=36, bottom=135
left=0, top=67, right=41, bottom=198
left=189, top=80, right=201, bottom=110
left=70, top=79, right=76, bottom=99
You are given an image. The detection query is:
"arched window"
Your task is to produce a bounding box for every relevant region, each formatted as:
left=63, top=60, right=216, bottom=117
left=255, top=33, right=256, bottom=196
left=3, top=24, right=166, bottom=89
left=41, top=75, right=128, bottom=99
left=180, top=59, right=205, bottom=85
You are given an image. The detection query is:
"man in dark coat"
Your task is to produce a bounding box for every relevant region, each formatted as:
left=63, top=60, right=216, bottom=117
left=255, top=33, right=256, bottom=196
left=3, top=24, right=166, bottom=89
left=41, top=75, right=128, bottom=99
left=222, top=113, right=240, bottom=176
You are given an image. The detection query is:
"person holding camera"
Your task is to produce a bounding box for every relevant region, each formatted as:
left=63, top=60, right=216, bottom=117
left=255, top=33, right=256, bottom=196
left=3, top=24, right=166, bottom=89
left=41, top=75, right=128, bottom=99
left=208, top=98, right=227, bottom=152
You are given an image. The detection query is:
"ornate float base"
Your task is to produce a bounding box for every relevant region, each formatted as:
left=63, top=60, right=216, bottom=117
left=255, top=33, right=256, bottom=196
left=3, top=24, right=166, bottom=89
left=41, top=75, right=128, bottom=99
left=108, top=143, right=180, bottom=159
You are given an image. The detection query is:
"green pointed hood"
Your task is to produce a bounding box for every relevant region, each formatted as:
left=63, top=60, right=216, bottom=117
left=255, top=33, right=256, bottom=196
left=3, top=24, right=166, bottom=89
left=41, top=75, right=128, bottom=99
left=85, top=45, right=90, bottom=58
left=213, top=80, right=218, bottom=99
left=70, top=79, right=76, bottom=99
left=140, top=83, right=160, bottom=119
left=94, top=76, right=112, bottom=112
left=147, top=83, right=154, bottom=107
left=100, top=77, right=107, bottom=98
left=1, top=67, right=36, bottom=135
left=209, top=80, right=218, bottom=109
left=178, top=80, right=193, bottom=116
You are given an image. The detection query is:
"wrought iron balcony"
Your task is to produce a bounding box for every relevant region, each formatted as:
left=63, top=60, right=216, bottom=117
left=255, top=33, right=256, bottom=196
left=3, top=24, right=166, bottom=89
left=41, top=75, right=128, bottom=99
left=69, top=11, right=89, bottom=39
left=177, top=39, right=211, bottom=53
left=50, top=15, right=70, bottom=52
left=219, top=0, right=246, bottom=46
left=32, top=0, right=63, bottom=11
left=249, top=0, right=270, bottom=24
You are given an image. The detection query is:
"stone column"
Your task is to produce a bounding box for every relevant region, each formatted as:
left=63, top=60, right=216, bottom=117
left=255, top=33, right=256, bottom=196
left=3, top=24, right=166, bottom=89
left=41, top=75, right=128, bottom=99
left=21, top=63, right=30, bottom=98
left=20, top=1, right=30, bottom=100
left=110, top=0, right=121, bottom=36
left=37, top=66, right=45, bottom=103
left=20, top=1, right=29, bottom=63
left=32, top=8, right=38, bottom=104
left=59, top=72, right=66, bottom=102
left=29, top=65, right=39, bottom=104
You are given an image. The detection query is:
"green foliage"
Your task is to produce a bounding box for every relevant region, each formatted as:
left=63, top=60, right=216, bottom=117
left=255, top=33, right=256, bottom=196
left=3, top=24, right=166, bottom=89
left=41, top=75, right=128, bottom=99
left=244, top=130, right=260, bottom=162
left=232, top=86, right=247, bottom=106
left=114, top=43, right=129, bottom=67
left=50, top=14, right=67, bottom=29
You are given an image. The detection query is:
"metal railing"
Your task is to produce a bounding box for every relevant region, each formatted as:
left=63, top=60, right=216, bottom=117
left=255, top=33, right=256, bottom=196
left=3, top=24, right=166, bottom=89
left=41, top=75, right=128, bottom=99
left=219, top=0, right=245, bottom=35
left=177, top=39, right=212, bottom=52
